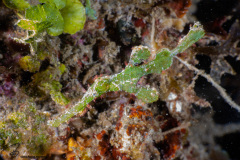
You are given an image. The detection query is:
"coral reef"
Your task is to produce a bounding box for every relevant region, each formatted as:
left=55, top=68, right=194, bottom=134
left=0, top=0, right=240, bottom=160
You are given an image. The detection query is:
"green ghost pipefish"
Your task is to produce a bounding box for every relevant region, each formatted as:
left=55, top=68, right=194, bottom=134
left=48, top=22, right=205, bottom=127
